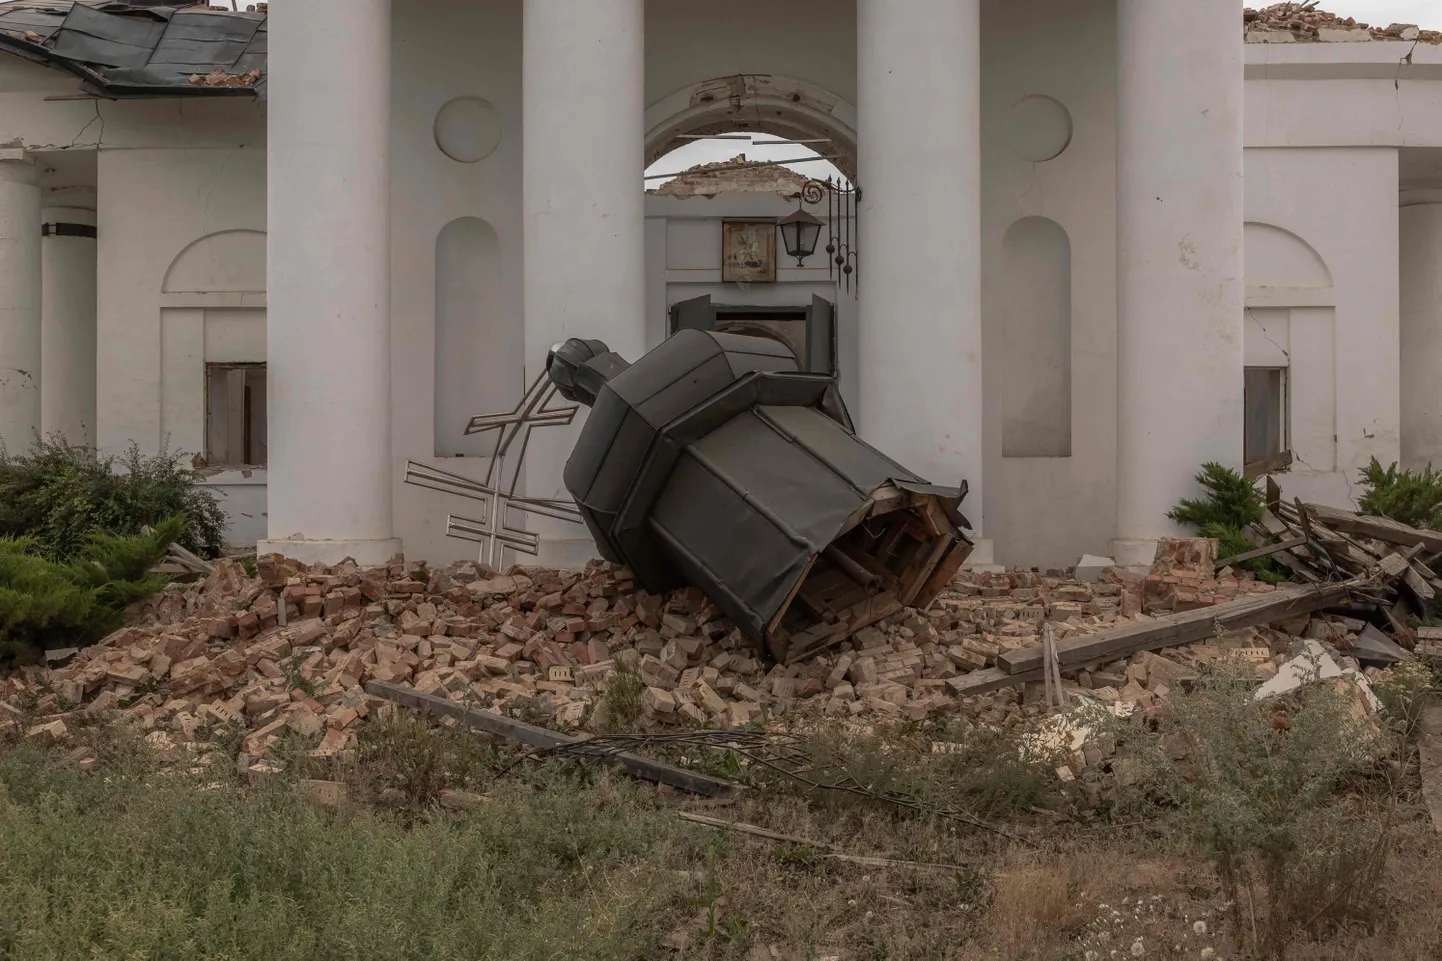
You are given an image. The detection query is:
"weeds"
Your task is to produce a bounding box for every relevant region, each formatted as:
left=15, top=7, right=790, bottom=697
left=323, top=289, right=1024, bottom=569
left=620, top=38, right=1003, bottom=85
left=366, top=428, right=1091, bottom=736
left=600, top=665, right=645, bottom=732
left=1156, top=661, right=1391, bottom=959
left=349, top=711, right=498, bottom=805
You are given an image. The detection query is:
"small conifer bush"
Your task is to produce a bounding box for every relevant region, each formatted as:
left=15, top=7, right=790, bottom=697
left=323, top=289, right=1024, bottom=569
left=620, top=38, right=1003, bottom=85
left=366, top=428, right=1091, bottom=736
left=1357, top=457, right=1442, bottom=532
left=0, top=516, right=182, bottom=660
left=1168, top=463, right=1285, bottom=583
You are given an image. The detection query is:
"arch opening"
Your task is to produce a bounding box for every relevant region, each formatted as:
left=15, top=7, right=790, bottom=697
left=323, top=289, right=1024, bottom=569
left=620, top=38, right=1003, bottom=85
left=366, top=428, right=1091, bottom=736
left=1001, top=216, right=1072, bottom=458
left=645, top=74, right=858, bottom=183
left=434, top=216, right=519, bottom=457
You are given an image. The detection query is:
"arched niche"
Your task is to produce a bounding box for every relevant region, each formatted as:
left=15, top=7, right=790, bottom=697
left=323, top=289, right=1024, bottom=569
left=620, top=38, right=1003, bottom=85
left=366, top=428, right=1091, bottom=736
left=1244, top=222, right=1333, bottom=289
left=434, top=216, right=520, bottom=457
left=162, top=229, right=266, bottom=293
left=1001, top=216, right=1072, bottom=458
left=645, top=74, right=858, bottom=182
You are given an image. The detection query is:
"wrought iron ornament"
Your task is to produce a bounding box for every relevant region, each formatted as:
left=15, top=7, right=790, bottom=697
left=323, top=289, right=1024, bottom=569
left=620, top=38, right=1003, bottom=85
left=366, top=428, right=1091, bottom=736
left=405, top=368, right=586, bottom=568
left=801, top=177, right=860, bottom=294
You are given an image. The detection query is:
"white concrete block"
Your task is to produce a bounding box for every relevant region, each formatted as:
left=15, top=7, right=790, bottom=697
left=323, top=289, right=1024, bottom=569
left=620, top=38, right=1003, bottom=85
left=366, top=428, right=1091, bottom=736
left=1074, top=554, right=1115, bottom=582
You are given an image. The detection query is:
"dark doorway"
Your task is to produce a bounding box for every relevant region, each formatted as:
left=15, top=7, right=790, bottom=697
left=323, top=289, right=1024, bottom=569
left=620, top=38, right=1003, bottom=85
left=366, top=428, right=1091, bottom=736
left=668, top=294, right=836, bottom=376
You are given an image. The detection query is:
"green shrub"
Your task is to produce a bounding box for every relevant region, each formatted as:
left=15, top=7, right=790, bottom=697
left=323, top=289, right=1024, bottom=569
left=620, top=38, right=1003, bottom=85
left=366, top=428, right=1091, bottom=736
left=1159, top=663, right=1391, bottom=959
left=0, top=437, right=226, bottom=560
left=1357, top=457, right=1442, bottom=531
left=1169, top=463, right=1286, bottom=583
left=1168, top=462, right=1267, bottom=531
left=0, top=516, right=181, bottom=659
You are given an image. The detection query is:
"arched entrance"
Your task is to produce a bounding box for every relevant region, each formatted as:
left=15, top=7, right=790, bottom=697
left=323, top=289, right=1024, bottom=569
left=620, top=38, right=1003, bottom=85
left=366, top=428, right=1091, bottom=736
left=644, top=74, right=858, bottom=183
left=643, top=76, right=859, bottom=396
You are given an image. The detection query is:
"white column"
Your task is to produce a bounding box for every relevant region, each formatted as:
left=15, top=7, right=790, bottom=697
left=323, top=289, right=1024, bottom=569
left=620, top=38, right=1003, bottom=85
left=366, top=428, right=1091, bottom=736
left=1401, top=200, right=1442, bottom=471
left=259, top=0, right=400, bottom=565
left=856, top=0, right=989, bottom=564
left=1113, top=0, right=1244, bottom=568
left=523, top=0, right=645, bottom=568
left=0, top=149, right=41, bottom=450
left=40, top=202, right=97, bottom=447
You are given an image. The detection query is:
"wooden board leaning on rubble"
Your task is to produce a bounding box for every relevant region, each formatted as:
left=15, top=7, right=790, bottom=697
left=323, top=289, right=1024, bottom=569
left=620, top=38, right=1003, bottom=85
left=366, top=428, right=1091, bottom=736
left=994, top=575, right=1367, bottom=677
left=365, top=680, right=740, bottom=799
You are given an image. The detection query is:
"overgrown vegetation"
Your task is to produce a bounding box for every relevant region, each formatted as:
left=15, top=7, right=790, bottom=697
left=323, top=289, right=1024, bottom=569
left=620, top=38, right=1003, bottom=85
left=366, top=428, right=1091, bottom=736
left=1147, top=659, right=1419, bottom=960
left=1357, top=457, right=1442, bottom=532
left=1168, top=462, right=1286, bottom=583
left=0, top=437, right=226, bottom=561
left=4, top=667, right=1442, bottom=960
left=0, top=516, right=183, bottom=659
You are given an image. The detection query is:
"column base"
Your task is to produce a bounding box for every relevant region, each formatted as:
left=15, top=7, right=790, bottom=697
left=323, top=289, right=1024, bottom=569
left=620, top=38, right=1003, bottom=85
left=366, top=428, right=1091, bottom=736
left=962, top=538, right=1002, bottom=573
left=1110, top=538, right=1159, bottom=573
left=257, top=537, right=403, bottom=568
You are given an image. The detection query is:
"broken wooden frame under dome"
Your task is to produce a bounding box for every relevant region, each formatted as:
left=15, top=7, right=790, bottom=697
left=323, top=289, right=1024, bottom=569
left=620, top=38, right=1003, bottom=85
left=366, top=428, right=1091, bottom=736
left=546, top=329, right=972, bottom=664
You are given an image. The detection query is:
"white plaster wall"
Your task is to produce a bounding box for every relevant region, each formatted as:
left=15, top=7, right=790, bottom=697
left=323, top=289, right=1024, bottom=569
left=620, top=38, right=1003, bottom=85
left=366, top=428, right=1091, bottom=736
left=1244, top=147, right=1400, bottom=507
left=95, top=148, right=267, bottom=548
left=1245, top=43, right=1442, bottom=149
left=0, top=58, right=265, bottom=151
left=645, top=0, right=855, bottom=108
left=96, top=148, right=266, bottom=454
left=389, top=0, right=524, bottom=565
left=980, top=0, right=1117, bottom=568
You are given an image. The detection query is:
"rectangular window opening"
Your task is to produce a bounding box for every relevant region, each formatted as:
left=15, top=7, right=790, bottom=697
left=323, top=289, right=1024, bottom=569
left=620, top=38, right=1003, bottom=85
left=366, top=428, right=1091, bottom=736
left=1244, top=366, right=1287, bottom=470
left=205, top=362, right=267, bottom=468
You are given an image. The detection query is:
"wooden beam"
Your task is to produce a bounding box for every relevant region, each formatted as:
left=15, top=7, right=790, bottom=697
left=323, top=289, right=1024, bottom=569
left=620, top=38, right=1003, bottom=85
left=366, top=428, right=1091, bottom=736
left=945, top=666, right=1044, bottom=696
left=1302, top=503, right=1442, bottom=555
left=1215, top=535, right=1306, bottom=570
left=996, top=579, right=1363, bottom=676
left=1244, top=449, right=1293, bottom=479
left=365, top=681, right=740, bottom=799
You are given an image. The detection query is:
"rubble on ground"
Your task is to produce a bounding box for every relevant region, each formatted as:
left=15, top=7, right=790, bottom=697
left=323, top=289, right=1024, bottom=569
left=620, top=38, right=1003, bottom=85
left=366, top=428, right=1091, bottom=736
left=1244, top=4, right=1441, bottom=44
left=3, top=496, right=1435, bottom=794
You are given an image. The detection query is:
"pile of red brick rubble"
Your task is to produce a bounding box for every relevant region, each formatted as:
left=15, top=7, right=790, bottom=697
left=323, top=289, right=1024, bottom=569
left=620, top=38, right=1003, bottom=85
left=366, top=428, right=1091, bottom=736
left=2, top=539, right=1309, bottom=764
left=1244, top=4, right=1441, bottom=43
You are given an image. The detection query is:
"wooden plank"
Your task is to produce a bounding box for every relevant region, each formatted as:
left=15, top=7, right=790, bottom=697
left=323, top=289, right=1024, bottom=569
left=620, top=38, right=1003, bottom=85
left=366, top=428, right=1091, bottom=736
left=945, top=666, right=1044, bottom=696
left=783, top=591, right=901, bottom=664
left=996, top=579, right=1362, bottom=675
left=364, top=681, right=740, bottom=799
left=1302, top=503, right=1442, bottom=555
left=1244, top=449, right=1293, bottom=479
left=1215, top=535, right=1305, bottom=570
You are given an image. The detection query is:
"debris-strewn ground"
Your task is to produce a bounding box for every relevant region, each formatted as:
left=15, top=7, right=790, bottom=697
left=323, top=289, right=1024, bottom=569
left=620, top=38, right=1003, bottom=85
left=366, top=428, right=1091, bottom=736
left=0, top=539, right=1402, bottom=786
left=4, top=536, right=1441, bottom=959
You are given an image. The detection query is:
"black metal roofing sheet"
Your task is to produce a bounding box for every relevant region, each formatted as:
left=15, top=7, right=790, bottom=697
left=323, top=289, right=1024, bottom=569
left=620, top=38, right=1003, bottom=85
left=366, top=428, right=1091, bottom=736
left=0, top=1, right=265, bottom=98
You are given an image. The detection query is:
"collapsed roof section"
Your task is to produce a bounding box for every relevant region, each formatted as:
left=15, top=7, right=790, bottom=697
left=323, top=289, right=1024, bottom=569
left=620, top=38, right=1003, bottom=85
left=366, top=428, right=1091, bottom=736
left=0, top=1, right=266, bottom=99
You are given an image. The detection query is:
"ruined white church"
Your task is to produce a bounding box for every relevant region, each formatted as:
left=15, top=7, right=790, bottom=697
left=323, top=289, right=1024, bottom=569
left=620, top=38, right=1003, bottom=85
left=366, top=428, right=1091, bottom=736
left=0, top=0, right=1440, bottom=571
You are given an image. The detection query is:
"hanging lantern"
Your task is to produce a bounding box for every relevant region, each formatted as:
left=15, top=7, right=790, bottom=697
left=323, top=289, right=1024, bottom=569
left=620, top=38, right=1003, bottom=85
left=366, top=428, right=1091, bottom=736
left=776, top=205, right=824, bottom=266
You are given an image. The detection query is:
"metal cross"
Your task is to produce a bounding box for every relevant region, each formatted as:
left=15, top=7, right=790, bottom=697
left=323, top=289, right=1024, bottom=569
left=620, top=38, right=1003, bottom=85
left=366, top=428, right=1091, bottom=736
left=405, top=369, right=586, bottom=568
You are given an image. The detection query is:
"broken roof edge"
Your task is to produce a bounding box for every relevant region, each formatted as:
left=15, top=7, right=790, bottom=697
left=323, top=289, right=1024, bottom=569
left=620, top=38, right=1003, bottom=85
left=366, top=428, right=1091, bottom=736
left=0, top=33, right=264, bottom=100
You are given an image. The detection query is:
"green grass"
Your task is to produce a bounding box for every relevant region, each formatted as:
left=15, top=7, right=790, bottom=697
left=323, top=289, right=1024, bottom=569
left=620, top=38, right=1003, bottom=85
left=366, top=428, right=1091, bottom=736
left=0, top=741, right=688, bottom=961
left=0, top=725, right=995, bottom=961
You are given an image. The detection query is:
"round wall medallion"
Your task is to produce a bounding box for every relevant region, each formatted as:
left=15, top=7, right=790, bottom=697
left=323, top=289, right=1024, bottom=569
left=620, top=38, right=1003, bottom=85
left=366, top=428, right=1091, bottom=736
left=1004, top=95, right=1072, bottom=163
left=434, top=96, right=503, bottom=163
